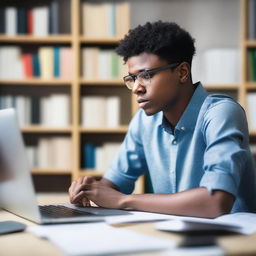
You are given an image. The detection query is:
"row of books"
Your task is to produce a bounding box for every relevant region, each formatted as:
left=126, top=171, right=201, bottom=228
left=81, top=96, right=120, bottom=128
left=247, top=49, right=256, bottom=81
left=202, top=48, right=240, bottom=84
left=247, top=93, right=256, bottom=130
left=82, top=1, right=129, bottom=38
left=26, top=137, right=72, bottom=170
left=0, top=1, right=70, bottom=36
left=82, top=47, right=126, bottom=80
left=82, top=142, right=121, bottom=171
left=0, top=94, right=70, bottom=127
left=248, top=0, right=256, bottom=40
left=0, top=46, right=73, bottom=80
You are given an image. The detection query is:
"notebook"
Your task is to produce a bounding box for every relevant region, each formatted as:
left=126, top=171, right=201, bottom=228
left=0, top=108, right=130, bottom=224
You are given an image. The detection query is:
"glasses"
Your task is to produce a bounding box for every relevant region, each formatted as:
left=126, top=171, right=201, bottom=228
left=123, top=63, right=180, bottom=90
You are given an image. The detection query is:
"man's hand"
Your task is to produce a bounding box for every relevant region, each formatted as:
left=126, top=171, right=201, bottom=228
left=84, top=183, right=126, bottom=209
left=69, top=176, right=96, bottom=207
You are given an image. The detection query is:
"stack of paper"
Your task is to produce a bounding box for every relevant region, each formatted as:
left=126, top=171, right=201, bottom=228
left=28, top=222, right=174, bottom=255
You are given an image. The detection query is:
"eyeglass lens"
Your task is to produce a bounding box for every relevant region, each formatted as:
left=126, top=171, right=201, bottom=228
left=124, top=71, right=151, bottom=89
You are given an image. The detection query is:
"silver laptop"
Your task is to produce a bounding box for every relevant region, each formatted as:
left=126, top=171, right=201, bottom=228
left=0, top=108, right=130, bottom=224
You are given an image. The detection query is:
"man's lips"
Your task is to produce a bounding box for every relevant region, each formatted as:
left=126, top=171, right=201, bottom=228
left=137, top=98, right=150, bottom=107
left=137, top=98, right=149, bottom=104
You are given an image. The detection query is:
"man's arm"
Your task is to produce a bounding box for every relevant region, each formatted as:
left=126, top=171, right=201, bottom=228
left=71, top=178, right=234, bottom=218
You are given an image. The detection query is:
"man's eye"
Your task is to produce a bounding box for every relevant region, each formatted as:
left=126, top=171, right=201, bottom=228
left=139, top=72, right=151, bottom=79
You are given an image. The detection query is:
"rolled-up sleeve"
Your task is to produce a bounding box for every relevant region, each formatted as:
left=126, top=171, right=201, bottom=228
left=103, top=110, right=148, bottom=194
left=200, top=101, right=249, bottom=197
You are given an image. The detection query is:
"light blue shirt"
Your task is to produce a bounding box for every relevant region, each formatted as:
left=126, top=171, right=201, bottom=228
left=104, top=82, right=256, bottom=213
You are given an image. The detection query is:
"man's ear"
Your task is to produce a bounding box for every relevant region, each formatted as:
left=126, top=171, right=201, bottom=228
left=179, top=62, right=190, bottom=83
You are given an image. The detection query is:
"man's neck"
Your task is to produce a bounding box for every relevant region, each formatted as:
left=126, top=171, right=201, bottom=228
left=164, top=82, right=196, bottom=127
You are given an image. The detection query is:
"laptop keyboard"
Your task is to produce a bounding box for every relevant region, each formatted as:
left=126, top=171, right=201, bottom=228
left=39, top=205, right=96, bottom=218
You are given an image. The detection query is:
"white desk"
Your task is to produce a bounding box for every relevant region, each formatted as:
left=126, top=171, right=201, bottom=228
left=1, top=194, right=256, bottom=256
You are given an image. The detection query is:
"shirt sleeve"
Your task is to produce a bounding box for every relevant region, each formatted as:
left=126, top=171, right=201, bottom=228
left=200, top=100, right=250, bottom=197
left=103, top=110, right=148, bottom=194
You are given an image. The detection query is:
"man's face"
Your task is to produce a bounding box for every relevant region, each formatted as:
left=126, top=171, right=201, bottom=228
left=127, top=53, right=181, bottom=116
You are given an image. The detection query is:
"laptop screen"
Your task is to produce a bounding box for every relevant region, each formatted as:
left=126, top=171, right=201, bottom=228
left=0, top=108, right=41, bottom=222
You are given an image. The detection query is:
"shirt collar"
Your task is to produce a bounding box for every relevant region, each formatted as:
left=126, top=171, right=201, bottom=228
left=160, top=82, right=208, bottom=133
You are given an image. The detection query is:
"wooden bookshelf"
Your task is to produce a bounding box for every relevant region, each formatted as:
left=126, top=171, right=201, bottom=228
left=0, top=0, right=137, bottom=192
left=241, top=0, right=256, bottom=135
left=1, top=0, right=253, bottom=193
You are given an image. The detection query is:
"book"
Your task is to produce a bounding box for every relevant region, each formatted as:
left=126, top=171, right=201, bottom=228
left=38, top=138, right=52, bottom=168
left=53, top=46, right=60, bottom=78
left=203, top=48, right=240, bottom=84
left=38, top=47, right=53, bottom=79
left=82, top=47, right=99, bottom=79
left=22, top=54, right=33, bottom=78
left=49, top=0, right=59, bottom=34
left=40, top=94, right=70, bottom=127
left=59, top=0, right=70, bottom=34
left=94, top=142, right=122, bottom=172
left=32, top=54, right=40, bottom=77
left=155, top=212, right=256, bottom=235
left=83, top=143, right=96, bottom=169
left=106, top=96, right=120, bottom=127
left=49, top=94, right=70, bottom=127
left=17, top=7, right=27, bottom=34
left=81, top=96, right=106, bottom=127
left=51, top=137, right=72, bottom=169
left=31, top=96, right=40, bottom=124
left=248, top=0, right=256, bottom=40
left=247, top=93, right=256, bottom=130
left=33, top=6, right=49, bottom=36
left=0, top=7, right=6, bottom=34
left=60, top=47, right=73, bottom=79
left=5, top=7, right=17, bottom=36
left=116, top=2, right=130, bottom=38
left=27, top=8, right=33, bottom=34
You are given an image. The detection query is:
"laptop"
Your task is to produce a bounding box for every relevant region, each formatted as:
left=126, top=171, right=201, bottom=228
left=0, top=108, right=130, bottom=224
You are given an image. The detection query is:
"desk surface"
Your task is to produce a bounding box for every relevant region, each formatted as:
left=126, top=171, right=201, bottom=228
left=1, top=193, right=256, bottom=256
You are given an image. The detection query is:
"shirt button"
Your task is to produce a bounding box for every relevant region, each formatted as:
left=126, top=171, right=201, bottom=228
left=172, top=140, right=177, bottom=145
left=181, top=127, right=186, bottom=131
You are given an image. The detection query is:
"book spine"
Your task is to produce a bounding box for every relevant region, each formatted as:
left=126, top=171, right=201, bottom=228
left=83, top=143, right=96, bottom=169
left=0, top=7, right=6, bottom=34
left=53, top=46, right=60, bottom=78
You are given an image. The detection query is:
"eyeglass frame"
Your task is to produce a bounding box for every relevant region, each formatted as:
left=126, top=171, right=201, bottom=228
left=123, top=62, right=180, bottom=90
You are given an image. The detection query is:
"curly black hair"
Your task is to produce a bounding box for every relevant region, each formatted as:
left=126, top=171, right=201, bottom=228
left=116, top=21, right=196, bottom=66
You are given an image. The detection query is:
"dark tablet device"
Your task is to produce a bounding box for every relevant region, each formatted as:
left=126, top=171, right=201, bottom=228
left=156, top=219, right=241, bottom=235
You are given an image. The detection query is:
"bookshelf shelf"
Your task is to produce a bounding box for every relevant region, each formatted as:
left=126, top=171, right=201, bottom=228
left=80, top=79, right=124, bottom=86
left=80, top=37, right=122, bottom=44
left=0, top=35, right=72, bottom=43
left=204, top=84, right=240, bottom=90
left=245, top=40, right=256, bottom=47
left=21, top=126, right=73, bottom=133
left=31, top=168, right=72, bottom=175
left=0, top=79, right=72, bottom=86
left=79, top=126, right=128, bottom=133
left=249, top=130, right=256, bottom=136
left=246, top=82, right=256, bottom=90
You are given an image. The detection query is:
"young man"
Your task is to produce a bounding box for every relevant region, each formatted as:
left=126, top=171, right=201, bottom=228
left=69, top=21, right=256, bottom=218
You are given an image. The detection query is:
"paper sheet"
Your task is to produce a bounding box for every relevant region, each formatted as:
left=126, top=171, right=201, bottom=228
left=105, top=210, right=174, bottom=225
left=28, top=222, right=175, bottom=256
left=154, top=212, right=256, bottom=235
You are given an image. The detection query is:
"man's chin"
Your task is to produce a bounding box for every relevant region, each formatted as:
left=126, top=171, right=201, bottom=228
left=143, top=108, right=158, bottom=116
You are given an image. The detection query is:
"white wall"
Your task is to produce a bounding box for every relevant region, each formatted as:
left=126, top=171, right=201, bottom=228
left=130, top=0, right=240, bottom=83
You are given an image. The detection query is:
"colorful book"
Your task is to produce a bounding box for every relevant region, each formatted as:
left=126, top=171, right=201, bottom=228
left=83, top=143, right=96, bottom=169
left=53, top=46, right=60, bottom=78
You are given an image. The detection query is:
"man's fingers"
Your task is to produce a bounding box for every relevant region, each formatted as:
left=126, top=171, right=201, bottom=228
left=71, top=189, right=92, bottom=204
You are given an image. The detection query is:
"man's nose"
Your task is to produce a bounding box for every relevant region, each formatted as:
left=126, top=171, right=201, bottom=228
left=132, top=79, right=145, bottom=94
